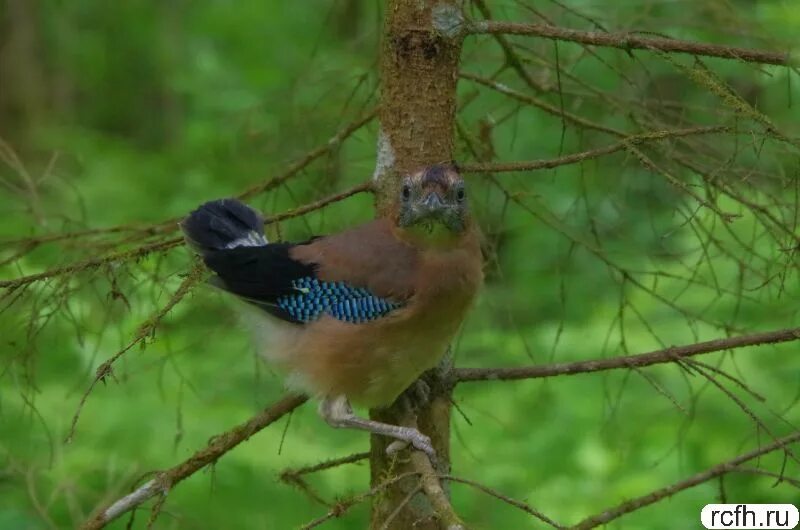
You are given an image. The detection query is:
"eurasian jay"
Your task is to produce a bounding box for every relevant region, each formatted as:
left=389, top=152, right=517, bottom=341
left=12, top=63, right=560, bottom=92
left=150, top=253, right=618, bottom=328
left=180, top=164, right=482, bottom=457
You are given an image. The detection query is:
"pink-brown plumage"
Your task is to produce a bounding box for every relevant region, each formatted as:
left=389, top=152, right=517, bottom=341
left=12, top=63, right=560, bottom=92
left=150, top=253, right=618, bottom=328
left=261, top=218, right=483, bottom=407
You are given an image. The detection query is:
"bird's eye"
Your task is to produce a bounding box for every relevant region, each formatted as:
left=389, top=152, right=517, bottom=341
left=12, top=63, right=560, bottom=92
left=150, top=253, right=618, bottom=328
left=456, top=188, right=466, bottom=202
left=401, top=185, right=411, bottom=201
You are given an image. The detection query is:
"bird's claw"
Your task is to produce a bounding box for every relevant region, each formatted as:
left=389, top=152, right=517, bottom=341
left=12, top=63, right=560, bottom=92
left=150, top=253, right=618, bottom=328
left=386, top=439, right=408, bottom=455
left=385, top=429, right=437, bottom=466
left=408, top=430, right=434, bottom=459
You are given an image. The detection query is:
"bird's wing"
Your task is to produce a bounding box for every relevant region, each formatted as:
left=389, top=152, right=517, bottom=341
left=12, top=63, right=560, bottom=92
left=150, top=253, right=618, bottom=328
left=203, top=222, right=415, bottom=325
left=290, top=218, right=419, bottom=301
left=181, top=200, right=414, bottom=325
left=202, top=241, right=314, bottom=321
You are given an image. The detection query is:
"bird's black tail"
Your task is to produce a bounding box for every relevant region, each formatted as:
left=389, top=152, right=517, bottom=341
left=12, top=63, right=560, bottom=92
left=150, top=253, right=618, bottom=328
left=180, top=198, right=268, bottom=256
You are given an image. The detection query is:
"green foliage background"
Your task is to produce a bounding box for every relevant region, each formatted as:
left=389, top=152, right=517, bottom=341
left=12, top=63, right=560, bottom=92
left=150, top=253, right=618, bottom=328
left=1, top=1, right=799, bottom=528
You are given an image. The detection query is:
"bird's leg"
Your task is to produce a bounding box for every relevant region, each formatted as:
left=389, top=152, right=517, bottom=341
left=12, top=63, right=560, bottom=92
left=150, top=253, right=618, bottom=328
left=319, top=395, right=435, bottom=460
left=383, top=377, right=437, bottom=458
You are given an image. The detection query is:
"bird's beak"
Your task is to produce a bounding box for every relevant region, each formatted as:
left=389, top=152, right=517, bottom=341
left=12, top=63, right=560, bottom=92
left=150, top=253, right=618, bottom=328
left=420, top=191, right=444, bottom=211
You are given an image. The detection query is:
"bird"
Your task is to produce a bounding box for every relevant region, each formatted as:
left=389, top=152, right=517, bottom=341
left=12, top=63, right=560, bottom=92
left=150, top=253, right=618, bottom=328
left=180, top=164, right=483, bottom=458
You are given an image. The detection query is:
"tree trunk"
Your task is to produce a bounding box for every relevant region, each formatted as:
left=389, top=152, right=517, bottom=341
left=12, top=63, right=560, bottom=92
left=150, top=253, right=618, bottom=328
left=0, top=0, right=47, bottom=142
left=369, top=1, right=463, bottom=528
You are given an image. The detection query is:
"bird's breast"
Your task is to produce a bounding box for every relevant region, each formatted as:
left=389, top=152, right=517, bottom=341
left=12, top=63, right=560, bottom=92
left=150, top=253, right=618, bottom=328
left=254, top=231, right=483, bottom=408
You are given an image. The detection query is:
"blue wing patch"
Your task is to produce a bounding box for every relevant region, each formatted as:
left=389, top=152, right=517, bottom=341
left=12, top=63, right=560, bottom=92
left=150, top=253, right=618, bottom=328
left=276, top=277, right=403, bottom=323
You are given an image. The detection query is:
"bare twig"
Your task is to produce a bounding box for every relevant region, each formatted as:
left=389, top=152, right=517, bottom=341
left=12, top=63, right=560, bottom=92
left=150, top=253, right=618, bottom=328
left=1, top=184, right=372, bottom=292
left=0, top=224, right=150, bottom=249
left=279, top=451, right=370, bottom=507
left=454, top=327, right=800, bottom=383
left=299, top=472, right=419, bottom=530
left=459, top=125, right=728, bottom=174
left=685, top=363, right=800, bottom=466
left=0, top=238, right=184, bottom=290
left=280, top=451, right=370, bottom=481
left=81, top=393, right=308, bottom=530
left=264, top=182, right=373, bottom=224
left=442, top=475, right=563, bottom=528
left=237, top=111, right=376, bottom=200
left=410, top=452, right=465, bottom=530
left=468, top=21, right=792, bottom=66
left=66, top=262, right=207, bottom=442
left=469, top=0, right=546, bottom=92
left=460, top=72, right=624, bottom=136
left=572, top=431, right=800, bottom=529
left=0, top=110, right=376, bottom=261
left=380, top=485, right=423, bottom=530
left=732, top=467, right=800, bottom=489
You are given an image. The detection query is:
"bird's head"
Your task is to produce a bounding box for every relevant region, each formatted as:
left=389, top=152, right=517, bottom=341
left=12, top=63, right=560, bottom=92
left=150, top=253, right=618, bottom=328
left=395, top=164, right=469, bottom=241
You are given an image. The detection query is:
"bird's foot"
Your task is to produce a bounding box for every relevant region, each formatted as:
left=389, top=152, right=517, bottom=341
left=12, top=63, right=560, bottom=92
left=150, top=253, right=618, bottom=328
left=319, top=395, right=437, bottom=464
left=385, top=427, right=437, bottom=464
